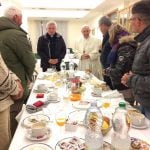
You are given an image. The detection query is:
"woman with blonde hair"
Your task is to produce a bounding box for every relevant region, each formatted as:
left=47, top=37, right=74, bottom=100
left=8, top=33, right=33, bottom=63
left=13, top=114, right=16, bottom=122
left=105, top=24, right=137, bottom=105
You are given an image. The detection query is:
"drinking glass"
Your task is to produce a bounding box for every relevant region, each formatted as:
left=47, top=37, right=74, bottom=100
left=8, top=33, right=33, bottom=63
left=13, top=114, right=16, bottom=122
left=55, top=110, right=66, bottom=127
left=102, top=99, right=111, bottom=109
left=51, top=65, right=56, bottom=72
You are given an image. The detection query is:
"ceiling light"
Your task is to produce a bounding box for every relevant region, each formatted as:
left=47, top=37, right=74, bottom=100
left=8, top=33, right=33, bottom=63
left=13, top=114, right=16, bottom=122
left=23, top=9, right=89, bottom=19
left=21, top=0, right=104, bottom=9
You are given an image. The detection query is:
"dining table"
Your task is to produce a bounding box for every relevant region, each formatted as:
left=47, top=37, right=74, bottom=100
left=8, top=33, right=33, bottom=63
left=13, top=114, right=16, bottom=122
left=9, top=71, right=150, bottom=150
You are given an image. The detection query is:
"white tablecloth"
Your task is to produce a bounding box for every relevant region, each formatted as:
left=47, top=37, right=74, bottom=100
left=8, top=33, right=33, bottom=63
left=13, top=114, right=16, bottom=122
left=9, top=72, right=150, bottom=150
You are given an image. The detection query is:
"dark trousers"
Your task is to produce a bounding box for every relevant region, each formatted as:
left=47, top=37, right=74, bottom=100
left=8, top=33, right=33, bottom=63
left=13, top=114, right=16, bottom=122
left=10, top=92, right=29, bottom=137
left=10, top=100, right=24, bottom=137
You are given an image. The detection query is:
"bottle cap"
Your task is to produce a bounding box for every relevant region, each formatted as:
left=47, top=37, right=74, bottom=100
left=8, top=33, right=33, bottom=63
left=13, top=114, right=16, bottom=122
left=119, top=102, right=126, bottom=108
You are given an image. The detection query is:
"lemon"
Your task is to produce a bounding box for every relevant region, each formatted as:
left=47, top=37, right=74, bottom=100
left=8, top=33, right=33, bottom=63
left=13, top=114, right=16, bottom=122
left=102, top=121, right=109, bottom=130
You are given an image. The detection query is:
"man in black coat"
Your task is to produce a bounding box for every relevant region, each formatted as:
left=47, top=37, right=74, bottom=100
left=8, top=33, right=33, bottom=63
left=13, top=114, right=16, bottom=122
left=37, top=21, right=66, bottom=72
left=99, top=16, right=113, bottom=89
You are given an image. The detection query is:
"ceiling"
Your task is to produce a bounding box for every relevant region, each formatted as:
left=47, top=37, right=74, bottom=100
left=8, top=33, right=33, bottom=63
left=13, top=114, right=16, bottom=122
left=0, top=0, right=125, bottom=21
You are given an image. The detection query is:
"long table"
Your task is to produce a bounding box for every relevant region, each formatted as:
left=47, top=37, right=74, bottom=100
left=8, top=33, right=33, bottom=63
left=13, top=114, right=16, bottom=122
left=9, top=71, right=150, bottom=150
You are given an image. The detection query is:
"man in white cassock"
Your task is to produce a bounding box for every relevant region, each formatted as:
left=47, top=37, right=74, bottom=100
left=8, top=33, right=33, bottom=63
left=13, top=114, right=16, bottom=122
left=74, top=25, right=103, bottom=79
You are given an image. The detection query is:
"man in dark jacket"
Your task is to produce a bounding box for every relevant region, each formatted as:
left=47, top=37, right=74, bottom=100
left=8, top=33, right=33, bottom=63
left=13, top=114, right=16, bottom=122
left=37, top=21, right=66, bottom=72
left=121, top=1, right=150, bottom=119
left=99, top=16, right=113, bottom=89
left=0, top=6, right=36, bottom=135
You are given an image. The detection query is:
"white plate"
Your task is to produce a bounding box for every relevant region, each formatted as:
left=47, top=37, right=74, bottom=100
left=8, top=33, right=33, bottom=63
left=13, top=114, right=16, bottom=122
left=33, top=89, right=48, bottom=93
left=26, top=128, right=51, bottom=141
left=72, top=101, right=102, bottom=110
left=55, top=137, right=111, bottom=150
left=68, top=110, right=86, bottom=124
left=55, top=137, right=85, bottom=150
left=91, top=92, right=101, bottom=97
left=131, top=118, right=149, bottom=129
left=72, top=101, right=91, bottom=110
left=20, top=143, right=53, bottom=150
left=131, top=122, right=148, bottom=129
left=22, top=114, right=50, bottom=128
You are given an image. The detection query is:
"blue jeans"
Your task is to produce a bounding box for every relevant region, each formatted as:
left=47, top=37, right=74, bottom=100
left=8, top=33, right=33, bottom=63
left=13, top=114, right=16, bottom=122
left=140, top=106, right=150, bottom=120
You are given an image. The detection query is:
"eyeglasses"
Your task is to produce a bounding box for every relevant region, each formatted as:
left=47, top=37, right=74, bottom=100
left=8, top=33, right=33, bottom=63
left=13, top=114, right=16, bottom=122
left=129, top=16, right=141, bottom=21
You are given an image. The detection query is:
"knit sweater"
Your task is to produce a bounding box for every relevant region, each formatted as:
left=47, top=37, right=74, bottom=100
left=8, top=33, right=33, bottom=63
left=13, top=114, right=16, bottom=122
left=0, top=55, right=19, bottom=112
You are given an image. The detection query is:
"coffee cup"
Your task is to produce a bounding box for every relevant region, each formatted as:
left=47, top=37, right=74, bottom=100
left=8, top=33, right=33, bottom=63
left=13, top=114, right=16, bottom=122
left=47, top=92, right=58, bottom=101
left=37, top=84, right=47, bottom=92
left=30, top=122, right=48, bottom=137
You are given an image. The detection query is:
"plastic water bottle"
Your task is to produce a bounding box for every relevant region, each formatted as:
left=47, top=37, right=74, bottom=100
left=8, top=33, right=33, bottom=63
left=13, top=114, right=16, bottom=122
left=84, top=101, right=103, bottom=150
left=60, top=60, right=66, bottom=71
left=111, top=102, right=131, bottom=150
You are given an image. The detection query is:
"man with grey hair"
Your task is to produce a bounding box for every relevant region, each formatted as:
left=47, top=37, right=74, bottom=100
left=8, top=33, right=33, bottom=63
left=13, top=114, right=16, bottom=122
left=98, top=16, right=113, bottom=89
left=0, top=6, right=36, bottom=136
left=37, top=21, right=66, bottom=72
left=121, top=1, right=150, bottom=119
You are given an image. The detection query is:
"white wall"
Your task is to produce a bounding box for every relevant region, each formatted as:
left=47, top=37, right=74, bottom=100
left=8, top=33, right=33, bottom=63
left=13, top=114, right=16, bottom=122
left=28, top=20, right=40, bottom=53
left=67, top=20, right=85, bottom=50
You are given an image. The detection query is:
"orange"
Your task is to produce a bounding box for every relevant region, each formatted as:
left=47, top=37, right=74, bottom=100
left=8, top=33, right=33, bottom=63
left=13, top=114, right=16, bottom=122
left=70, top=93, right=81, bottom=101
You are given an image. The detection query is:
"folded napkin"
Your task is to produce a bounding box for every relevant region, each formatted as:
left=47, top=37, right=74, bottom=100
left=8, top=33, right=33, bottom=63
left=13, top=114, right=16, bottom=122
left=101, top=90, right=123, bottom=98
left=26, top=100, right=50, bottom=114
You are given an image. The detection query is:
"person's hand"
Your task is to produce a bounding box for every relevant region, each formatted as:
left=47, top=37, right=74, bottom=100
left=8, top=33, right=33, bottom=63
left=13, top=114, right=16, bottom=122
left=48, top=59, right=58, bottom=64
left=11, top=80, right=24, bottom=100
left=121, top=71, right=133, bottom=86
left=102, top=69, right=107, bottom=76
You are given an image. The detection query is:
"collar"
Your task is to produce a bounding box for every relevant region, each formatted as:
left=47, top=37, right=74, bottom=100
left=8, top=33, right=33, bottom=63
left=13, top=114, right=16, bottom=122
left=134, top=26, right=150, bottom=42
left=44, top=32, right=61, bottom=39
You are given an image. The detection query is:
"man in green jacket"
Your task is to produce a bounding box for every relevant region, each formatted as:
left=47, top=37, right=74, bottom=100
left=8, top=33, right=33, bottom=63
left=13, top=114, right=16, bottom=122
left=0, top=6, right=36, bottom=136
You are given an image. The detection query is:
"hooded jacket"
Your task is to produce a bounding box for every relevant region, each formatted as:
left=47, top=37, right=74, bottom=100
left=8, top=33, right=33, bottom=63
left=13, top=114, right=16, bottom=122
left=0, top=17, right=36, bottom=99
left=106, top=35, right=137, bottom=90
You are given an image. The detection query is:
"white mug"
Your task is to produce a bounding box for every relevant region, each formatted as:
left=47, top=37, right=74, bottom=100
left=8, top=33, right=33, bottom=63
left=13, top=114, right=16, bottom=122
left=47, top=92, right=58, bottom=101
left=30, top=122, right=48, bottom=137
left=37, top=84, right=47, bottom=92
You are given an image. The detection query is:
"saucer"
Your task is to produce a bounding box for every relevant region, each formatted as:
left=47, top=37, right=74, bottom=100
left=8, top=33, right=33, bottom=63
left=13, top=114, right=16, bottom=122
left=22, top=114, right=50, bottom=128
left=26, top=128, right=51, bottom=141
left=131, top=122, right=148, bottom=129
left=20, top=143, right=53, bottom=150
left=91, top=92, right=101, bottom=97
left=33, top=89, right=48, bottom=93
left=131, top=118, right=149, bottom=129
left=47, top=97, right=60, bottom=103
left=72, top=101, right=90, bottom=110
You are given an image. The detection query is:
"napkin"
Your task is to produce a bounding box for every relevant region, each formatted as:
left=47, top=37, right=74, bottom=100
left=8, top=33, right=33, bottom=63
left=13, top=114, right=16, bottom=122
left=26, top=100, right=50, bottom=114
left=101, top=90, right=123, bottom=98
